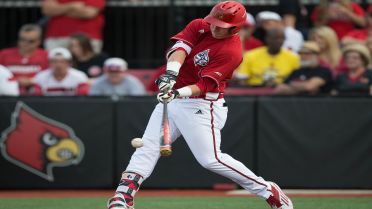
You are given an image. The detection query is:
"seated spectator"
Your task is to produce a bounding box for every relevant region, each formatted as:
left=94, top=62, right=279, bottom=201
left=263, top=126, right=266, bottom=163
left=239, top=13, right=263, bottom=52
left=0, top=24, right=48, bottom=95
left=275, top=41, right=333, bottom=95
left=311, top=0, right=366, bottom=39
left=69, top=33, right=108, bottom=78
left=367, top=37, right=372, bottom=69
left=342, top=5, right=372, bottom=45
left=0, top=65, right=19, bottom=96
left=309, top=26, right=345, bottom=74
left=89, top=58, right=146, bottom=96
left=334, top=44, right=372, bottom=95
left=32, top=48, right=89, bottom=96
left=235, top=28, right=300, bottom=87
left=255, top=11, right=304, bottom=52
left=42, top=0, right=105, bottom=53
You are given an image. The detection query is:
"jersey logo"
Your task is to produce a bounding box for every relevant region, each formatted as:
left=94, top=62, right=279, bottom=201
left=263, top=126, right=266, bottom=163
left=198, top=29, right=205, bottom=33
left=194, top=49, right=210, bottom=67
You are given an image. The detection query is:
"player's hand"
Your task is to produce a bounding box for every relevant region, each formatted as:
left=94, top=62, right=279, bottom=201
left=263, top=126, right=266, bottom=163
left=157, top=90, right=180, bottom=103
left=155, top=72, right=177, bottom=92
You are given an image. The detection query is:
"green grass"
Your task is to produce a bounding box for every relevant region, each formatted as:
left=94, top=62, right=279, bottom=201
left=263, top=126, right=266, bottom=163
left=0, top=197, right=371, bottom=209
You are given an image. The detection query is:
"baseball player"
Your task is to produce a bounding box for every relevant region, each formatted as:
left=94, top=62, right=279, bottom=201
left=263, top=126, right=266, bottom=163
left=108, top=2, right=293, bottom=209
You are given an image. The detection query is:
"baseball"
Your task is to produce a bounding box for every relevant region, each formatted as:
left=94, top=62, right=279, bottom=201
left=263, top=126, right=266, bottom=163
left=131, top=138, right=144, bottom=148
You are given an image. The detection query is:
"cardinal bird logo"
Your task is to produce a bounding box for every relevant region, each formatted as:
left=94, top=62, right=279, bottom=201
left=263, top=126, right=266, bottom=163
left=0, top=102, right=84, bottom=181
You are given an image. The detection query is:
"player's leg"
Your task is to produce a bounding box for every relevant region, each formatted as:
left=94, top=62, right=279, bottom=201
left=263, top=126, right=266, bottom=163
left=108, top=103, right=181, bottom=209
left=176, top=99, right=293, bottom=209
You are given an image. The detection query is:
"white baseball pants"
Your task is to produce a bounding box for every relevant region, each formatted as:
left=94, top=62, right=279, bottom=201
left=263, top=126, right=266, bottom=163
left=125, top=98, right=271, bottom=199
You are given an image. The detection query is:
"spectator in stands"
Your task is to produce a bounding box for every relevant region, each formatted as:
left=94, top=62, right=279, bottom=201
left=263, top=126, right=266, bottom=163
left=311, top=0, right=366, bottom=39
left=334, top=44, right=372, bottom=95
left=309, top=26, right=345, bottom=74
left=367, top=37, right=372, bottom=69
left=255, top=11, right=304, bottom=53
left=239, top=13, right=263, bottom=52
left=0, top=65, right=19, bottom=96
left=0, top=24, right=48, bottom=95
left=275, top=41, right=333, bottom=95
left=32, top=47, right=89, bottom=96
left=235, top=28, right=300, bottom=87
left=89, top=58, right=146, bottom=96
left=42, top=0, right=105, bottom=53
left=278, top=0, right=308, bottom=29
left=69, top=33, right=108, bottom=78
left=342, top=5, right=372, bottom=45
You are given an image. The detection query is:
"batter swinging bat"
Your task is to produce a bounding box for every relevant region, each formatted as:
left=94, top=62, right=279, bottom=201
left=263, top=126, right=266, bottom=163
left=160, top=102, right=172, bottom=156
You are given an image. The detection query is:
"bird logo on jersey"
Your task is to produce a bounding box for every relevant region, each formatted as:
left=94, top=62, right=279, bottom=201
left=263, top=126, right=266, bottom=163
left=194, top=49, right=210, bottom=67
left=0, top=102, right=84, bottom=181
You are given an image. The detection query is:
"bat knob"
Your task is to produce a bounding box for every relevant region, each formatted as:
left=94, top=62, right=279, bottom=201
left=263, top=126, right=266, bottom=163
left=160, top=149, right=172, bottom=157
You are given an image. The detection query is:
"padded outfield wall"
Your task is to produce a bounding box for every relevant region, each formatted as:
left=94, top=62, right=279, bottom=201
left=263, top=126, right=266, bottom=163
left=0, top=96, right=371, bottom=189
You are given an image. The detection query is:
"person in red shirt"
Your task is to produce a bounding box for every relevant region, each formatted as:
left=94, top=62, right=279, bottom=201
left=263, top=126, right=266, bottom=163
left=107, top=2, right=293, bottom=209
left=41, top=0, right=105, bottom=53
left=239, top=12, right=263, bottom=52
left=0, top=24, right=48, bottom=95
left=311, top=0, right=366, bottom=39
left=342, top=5, right=372, bottom=45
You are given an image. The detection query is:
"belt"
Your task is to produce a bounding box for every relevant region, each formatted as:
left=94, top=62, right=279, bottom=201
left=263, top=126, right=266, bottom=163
left=178, top=92, right=224, bottom=100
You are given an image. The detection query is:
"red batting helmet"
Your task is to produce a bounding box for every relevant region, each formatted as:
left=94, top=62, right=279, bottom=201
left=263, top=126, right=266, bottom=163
left=204, top=1, right=247, bottom=34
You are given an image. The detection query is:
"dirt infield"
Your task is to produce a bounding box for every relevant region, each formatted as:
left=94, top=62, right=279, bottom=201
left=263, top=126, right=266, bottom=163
left=1, top=189, right=372, bottom=198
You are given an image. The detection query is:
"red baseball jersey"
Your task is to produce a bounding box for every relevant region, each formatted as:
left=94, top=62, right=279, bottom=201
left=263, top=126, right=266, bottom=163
left=169, top=19, right=243, bottom=97
left=0, top=48, right=48, bottom=78
left=45, top=0, right=105, bottom=40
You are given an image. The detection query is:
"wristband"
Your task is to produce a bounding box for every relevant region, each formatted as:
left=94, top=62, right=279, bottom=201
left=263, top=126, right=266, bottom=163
left=166, top=61, right=182, bottom=76
left=176, top=86, right=193, bottom=97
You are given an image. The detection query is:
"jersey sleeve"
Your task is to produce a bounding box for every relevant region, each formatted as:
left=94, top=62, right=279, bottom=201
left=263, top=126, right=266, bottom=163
left=170, top=19, right=203, bottom=48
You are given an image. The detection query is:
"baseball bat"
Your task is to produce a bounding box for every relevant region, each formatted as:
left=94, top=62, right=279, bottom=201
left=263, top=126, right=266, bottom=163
left=160, top=102, right=172, bottom=156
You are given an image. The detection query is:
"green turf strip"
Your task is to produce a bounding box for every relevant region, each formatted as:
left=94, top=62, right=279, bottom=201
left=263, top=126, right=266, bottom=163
left=0, top=197, right=371, bottom=209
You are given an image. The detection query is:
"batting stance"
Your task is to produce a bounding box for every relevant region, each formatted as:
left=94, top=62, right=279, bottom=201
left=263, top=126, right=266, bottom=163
left=107, top=2, right=293, bottom=209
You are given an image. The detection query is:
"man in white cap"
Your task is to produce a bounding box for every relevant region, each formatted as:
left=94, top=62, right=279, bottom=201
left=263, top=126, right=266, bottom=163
left=89, top=57, right=146, bottom=96
left=32, top=47, right=89, bottom=96
left=256, top=11, right=304, bottom=53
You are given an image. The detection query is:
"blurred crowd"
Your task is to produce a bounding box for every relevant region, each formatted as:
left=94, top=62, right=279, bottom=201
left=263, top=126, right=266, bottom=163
left=1, top=0, right=372, bottom=97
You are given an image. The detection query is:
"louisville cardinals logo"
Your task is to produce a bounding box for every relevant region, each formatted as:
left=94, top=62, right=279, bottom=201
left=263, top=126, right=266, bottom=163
left=0, top=102, right=84, bottom=181
left=194, top=49, right=210, bottom=67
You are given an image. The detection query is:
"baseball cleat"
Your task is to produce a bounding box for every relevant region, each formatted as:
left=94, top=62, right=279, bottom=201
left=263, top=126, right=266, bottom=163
left=266, top=182, right=293, bottom=209
left=107, top=193, right=134, bottom=209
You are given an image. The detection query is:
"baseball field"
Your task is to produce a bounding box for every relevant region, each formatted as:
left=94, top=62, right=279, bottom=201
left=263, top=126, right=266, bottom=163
left=0, top=190, right=371, bottom=209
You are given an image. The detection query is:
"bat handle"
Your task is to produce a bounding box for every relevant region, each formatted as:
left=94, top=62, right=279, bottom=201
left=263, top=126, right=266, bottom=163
left=160, top=102, right=172, bottom=156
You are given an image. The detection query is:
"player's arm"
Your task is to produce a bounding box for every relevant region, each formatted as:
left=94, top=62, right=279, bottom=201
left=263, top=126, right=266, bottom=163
left=65, top=4, right=101, bottom=19
left=156, top=49, right=187, bottom=92
left=289, top=77, right=326, bottom=93
left=274, top=83, right=298, bottom=95
left=42, top=0, right=80, bottom=17
left=157, top=78, right=216, bottom=103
